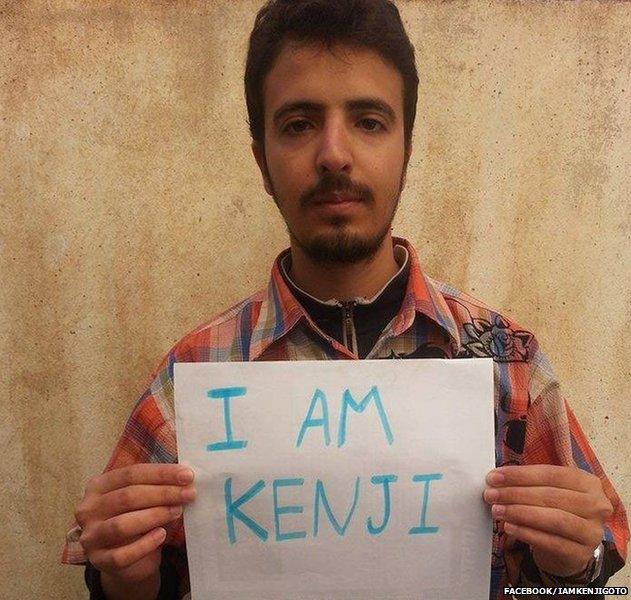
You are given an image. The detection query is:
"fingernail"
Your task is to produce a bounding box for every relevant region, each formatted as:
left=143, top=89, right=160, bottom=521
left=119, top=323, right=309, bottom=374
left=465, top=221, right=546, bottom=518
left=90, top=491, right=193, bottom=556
left=170, top=506, right=183, bottom=518
left=486, top=470, right=505, bottom=486
left=484, top=488, right=499, bottom=503
left=178, top=468, right=194, bottom=485
left=504, top=522, right=516, bottom=535
left=154, top=528, right=167, bottom=542
left=181, top=487, right=197, bottom=502
left=491, top=504, right=505, bottom=518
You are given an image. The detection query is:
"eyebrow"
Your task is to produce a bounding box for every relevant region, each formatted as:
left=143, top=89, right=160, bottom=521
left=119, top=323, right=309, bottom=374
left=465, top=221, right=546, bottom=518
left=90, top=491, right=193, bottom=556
left=272, top=97, right=397, bottom=127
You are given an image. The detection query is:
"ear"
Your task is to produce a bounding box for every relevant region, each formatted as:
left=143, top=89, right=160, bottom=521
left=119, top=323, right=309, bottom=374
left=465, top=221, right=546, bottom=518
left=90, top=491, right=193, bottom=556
left=251, top=141, right=274, bottom=197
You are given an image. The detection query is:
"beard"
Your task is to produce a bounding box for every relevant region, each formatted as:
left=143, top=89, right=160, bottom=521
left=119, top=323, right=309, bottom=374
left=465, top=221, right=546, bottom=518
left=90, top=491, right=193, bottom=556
left=288, top=211, right=395, bottom=265
left=271, top=170, right=405, bottom=266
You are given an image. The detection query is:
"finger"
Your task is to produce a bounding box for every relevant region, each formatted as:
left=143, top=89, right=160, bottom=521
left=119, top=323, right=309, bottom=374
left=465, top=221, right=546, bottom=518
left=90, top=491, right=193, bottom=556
left=96, top=484, right=196, bottom=519
left=503, top=522, right=593, bottom=572
left=87, top=464, right=194, bottom=495
left=483, top=486, right=596, bottom=519
left=486, top=465, right=597, bottom=493
left=80, top=505, right=183, bottom=550
left=76, top=484, right=195, bottom=524
left=491, top=503, right=602, bottom=547
left=90, top=527, right=167, bottom=572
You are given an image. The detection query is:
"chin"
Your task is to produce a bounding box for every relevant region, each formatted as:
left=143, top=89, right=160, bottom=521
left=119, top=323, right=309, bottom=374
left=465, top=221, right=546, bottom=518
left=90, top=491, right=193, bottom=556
left=296, top=227, right=390, bottom=265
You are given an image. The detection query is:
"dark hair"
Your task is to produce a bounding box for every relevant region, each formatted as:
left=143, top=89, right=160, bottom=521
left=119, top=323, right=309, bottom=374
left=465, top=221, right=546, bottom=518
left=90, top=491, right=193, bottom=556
left=244, top=0, right=419, bottom=162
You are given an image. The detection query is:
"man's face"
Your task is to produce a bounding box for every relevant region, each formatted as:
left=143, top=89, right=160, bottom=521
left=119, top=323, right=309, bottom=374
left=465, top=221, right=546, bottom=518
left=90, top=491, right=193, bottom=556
left=253, top=41, right=408, bottom=265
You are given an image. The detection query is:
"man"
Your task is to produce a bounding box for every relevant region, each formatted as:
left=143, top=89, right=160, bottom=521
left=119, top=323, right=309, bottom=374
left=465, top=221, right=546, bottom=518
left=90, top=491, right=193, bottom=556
left=62, top=1, right=628, bottom=599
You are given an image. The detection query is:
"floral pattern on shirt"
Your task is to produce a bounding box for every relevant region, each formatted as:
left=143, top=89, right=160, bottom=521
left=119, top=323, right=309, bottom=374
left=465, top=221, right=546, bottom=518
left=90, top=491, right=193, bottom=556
left=456, top=303, right=535, bottom=362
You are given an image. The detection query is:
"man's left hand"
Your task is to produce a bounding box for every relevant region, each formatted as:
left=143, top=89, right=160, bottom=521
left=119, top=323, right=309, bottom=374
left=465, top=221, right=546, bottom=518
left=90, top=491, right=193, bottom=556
left=483, top=465, right=613, bottom=578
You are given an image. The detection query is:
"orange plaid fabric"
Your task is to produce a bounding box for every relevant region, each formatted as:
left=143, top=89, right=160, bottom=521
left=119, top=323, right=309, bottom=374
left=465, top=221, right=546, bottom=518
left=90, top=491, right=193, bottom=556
left=62, top=237, right=628, bottom=599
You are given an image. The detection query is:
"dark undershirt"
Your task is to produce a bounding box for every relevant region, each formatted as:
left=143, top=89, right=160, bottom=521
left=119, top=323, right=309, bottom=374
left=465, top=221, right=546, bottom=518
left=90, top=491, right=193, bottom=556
left=278, top=247, right=411, bottom=358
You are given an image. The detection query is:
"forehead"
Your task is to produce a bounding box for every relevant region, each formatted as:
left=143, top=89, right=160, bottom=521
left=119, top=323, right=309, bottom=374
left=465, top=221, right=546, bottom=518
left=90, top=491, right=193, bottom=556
left=262, top=41, right=404, bottom=119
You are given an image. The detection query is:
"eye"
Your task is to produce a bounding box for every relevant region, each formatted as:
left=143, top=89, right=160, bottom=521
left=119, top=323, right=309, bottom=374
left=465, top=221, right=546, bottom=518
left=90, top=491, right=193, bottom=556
left=283, top=119, right=312, bottom=135
left=359, top=118, right=385, bottom=132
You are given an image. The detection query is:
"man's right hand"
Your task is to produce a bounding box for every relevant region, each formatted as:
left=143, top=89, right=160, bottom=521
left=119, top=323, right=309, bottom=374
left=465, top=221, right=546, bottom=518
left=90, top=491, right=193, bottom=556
left=74, top=464, right=196, bottom=598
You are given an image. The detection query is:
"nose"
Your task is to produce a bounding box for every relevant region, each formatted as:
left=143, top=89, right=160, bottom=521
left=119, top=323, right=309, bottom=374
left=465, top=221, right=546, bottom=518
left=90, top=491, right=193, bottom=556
left=315, top=117, right=353, bottom=177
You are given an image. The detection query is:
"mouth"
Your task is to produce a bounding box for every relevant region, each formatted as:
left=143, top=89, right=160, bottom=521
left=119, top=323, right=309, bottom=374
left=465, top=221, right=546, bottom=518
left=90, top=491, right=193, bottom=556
left=309, top=192, right=364, bottom=217
left=313, top=192, right=361, bottom=205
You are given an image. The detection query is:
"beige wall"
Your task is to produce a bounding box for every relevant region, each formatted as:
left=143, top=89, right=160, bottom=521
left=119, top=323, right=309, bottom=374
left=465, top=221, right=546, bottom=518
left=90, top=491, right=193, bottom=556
left=1, top=1, right=629, bottom=597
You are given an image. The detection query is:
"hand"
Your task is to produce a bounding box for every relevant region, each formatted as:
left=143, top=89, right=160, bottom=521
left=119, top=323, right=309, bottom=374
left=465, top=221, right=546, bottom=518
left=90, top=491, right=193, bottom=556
left=75, top=464, right=196, bottom=587
left=483, top=465, right=612, bottom=578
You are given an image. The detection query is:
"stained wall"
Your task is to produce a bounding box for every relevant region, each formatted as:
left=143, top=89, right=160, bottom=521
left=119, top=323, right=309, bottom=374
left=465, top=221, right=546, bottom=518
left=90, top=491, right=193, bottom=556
left=1, top=1, right=629, bottom=597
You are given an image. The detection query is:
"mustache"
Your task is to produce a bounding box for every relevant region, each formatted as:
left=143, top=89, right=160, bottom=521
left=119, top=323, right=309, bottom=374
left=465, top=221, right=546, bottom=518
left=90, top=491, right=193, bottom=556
left=300, top=173, right=373, bottom=207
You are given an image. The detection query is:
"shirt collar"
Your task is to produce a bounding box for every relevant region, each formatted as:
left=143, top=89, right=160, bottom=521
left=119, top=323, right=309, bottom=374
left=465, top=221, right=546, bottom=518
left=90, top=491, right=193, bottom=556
left=249, top=236, right=461, bottom=359
left=278, top=243, right=410, bottom=308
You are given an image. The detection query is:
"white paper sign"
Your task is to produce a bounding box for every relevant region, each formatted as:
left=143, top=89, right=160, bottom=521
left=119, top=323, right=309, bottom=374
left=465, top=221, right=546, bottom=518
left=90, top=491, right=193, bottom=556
left=175, top=358, right=494, bottom=600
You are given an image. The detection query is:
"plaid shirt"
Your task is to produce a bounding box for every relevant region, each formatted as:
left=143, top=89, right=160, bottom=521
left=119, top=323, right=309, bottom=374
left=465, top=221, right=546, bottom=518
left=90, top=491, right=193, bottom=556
left=63, top=237, right=628, bottom=599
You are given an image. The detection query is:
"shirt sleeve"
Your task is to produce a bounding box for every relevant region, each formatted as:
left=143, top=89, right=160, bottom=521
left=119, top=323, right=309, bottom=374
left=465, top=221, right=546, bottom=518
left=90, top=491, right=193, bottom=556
left=61, top=346, right=190, bottom=597
left=504, top=367, right=629, bottom=593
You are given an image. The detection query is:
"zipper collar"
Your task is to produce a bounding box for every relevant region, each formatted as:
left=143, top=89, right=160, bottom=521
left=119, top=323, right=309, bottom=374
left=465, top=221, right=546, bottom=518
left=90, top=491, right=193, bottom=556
left=279, top=245, right=409, bottom=309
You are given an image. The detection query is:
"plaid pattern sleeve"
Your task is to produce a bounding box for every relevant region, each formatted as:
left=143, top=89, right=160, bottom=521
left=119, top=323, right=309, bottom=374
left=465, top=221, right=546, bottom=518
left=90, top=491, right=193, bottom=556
left=60, top=348, right=184, bottom=564
left=441, top=284, right=629, bottom=598
left=59, top=293, right=264, bottom=589
left=501, top=343, right=629, bottom=597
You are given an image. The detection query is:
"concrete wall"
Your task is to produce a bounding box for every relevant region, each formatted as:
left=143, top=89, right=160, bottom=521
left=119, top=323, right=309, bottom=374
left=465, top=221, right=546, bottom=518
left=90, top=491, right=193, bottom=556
left=1, top=1, right=628, bottom=597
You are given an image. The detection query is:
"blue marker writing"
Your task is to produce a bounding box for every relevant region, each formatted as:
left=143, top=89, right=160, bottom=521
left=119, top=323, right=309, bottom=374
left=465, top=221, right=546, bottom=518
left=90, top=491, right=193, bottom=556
left=224, top=478, right=268, bottom=544
left=366, top=474, right=398, bottom=535
left=408, top=473, right=443, bottom=535
left=337, top=386, right=394, bottom=447
left=207, top=386, right=248, bottom=452
left=296, top=388, right=331, bottom=448
left=273, top=478, right=306, bottom=542
left=313, top=477, right=360, bottom=536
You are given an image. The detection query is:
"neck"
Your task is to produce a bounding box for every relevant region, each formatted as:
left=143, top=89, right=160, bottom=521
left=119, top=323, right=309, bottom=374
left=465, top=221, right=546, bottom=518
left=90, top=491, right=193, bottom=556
left=288, top=233, right=399, bottom=301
